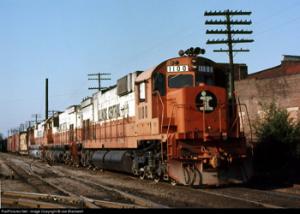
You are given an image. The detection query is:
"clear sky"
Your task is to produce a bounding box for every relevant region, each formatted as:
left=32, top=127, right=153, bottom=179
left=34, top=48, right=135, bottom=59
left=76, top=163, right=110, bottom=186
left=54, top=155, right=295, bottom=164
left=1, top=0, right=300, bottom=136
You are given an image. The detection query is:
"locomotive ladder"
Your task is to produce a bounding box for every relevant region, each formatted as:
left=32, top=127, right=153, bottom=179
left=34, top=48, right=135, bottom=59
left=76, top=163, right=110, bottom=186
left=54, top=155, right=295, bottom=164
left=167, top=134, right=175, bottom=159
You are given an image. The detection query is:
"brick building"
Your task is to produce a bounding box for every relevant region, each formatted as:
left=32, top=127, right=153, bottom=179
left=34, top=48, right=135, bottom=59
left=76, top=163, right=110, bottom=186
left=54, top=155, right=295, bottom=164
left=235, top=55, right=300, bottom=142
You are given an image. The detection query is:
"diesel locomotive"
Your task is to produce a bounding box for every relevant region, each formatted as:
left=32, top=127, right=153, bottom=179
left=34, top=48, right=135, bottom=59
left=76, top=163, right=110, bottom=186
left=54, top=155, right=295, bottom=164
left=6, top=48, right=253, bottom=186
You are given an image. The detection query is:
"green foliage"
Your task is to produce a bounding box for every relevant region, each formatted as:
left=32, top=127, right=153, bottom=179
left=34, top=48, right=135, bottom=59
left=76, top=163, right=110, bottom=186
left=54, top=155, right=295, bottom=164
left=253, top=102, right=300, bottom=172
left=0, top=133, right=3, bottom=141
left=254, top=102, right=300, bottom=146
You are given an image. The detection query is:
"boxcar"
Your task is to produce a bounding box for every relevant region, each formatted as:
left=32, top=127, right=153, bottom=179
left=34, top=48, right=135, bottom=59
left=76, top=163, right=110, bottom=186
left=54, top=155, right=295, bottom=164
left=0, top=139, right=7, bottom=152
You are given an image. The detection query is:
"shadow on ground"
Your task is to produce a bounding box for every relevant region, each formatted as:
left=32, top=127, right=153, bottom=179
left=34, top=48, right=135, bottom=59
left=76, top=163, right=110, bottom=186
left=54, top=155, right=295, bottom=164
left=246, top=159, right=300, bottom=190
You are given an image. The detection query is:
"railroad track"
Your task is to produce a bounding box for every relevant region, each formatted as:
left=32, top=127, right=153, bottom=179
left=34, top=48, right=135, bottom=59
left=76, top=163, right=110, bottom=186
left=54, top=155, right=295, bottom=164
left=2, top=191, right=76, bottom=208
left=28, top=161, right=167, bottom=208
left=0, top=153, right=168, bottom=208
left=30, top=161, right=292, bottom=208
left=1, top=158, right=65, bottom=196
left=1, top=191, right=146, bottom=208
left=158, top=178, right=300, bottom=209
left=2, top=153, right=300, bottom=208
left=193, top=185, right=300, bottom=208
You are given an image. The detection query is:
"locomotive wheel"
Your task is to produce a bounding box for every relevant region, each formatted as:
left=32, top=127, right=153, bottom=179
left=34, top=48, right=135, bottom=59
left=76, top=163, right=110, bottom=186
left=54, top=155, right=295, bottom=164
left=139, top=171, right=145, bottom=180
left=183, top=167, right=191, bottom=186
left=154, top=177, right=160, bottom=184
left=171, top=179, right=177, bottom=186
left=194, top=167, right=202, bottom=186
left=189, top=167, right=197, bottom=186
left=80, top=153, right=86, bottom=167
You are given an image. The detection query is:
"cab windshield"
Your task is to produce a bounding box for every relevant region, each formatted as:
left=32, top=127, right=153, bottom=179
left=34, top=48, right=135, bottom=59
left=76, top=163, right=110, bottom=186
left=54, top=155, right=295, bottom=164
left=168, top=74, right=194, bottom=88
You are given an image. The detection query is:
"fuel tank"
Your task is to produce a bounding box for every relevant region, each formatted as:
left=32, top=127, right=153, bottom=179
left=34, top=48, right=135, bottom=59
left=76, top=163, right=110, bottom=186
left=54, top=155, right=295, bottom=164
left=91, top=150, right=133, bottom=174
left=29, top=145, right=41, bottom=159
left=29, top=149, right=41, bottom=159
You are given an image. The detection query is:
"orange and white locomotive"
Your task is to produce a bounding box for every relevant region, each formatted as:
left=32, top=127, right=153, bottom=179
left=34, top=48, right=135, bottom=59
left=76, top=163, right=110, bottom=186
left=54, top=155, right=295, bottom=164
left=17, top=48, right=252, bottom=186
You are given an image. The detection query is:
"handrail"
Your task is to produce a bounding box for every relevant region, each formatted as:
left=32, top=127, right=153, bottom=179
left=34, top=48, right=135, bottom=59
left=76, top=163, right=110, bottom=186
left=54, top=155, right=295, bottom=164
left=166, top=104, right=176, bottom=137
left=166, top=104, right=185, bottom=137
left=237, top=97, right=245, bottom=134
left=229, top=111, right=239, bottom=136
left=202, top=102, right=206, bottom=142
left=153, top=91, right=165, bottom=162
left=153, top=91, right=165, bottom=133
left=218, top=107, right=222, bottom=133
left=240, top=103, right=253, bottom=144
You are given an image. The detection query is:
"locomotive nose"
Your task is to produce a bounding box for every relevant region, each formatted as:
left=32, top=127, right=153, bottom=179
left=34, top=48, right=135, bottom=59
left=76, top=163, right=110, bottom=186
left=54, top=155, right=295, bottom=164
left=167, top=86, right=227, bottom=141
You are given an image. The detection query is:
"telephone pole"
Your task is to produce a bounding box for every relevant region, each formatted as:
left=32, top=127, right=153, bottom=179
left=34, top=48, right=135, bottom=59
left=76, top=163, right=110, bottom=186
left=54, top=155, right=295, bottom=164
left=205, top=11, right=253, bottom=99
left=45, top=78, right=49, bottom=120
left=48, top=110, right=60, bottom=117
left=32, top=114, right=41, bottom=125
left=25, top=120, right=35, bottom=129
left=204, top=10, right=254, bottom=119
left=88, top=73, right=111, bottom=91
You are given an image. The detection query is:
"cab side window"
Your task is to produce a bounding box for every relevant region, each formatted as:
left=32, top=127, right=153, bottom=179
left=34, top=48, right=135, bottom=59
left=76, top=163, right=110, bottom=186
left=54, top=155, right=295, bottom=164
left=153, top=72, right=166, bottom=96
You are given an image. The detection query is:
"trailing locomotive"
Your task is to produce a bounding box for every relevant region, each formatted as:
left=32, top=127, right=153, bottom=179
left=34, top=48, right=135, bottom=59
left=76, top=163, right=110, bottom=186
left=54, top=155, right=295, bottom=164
left=7, top=48, right=253, bottom=186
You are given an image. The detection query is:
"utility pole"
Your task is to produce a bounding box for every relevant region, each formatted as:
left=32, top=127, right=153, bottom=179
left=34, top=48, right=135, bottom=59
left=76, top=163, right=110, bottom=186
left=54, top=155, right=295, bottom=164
left=19, top=123, right=25, bottom=132
left=48, top=110, right=60, bottom=118
left=32, top=114, right=41, bottom=125
left=25, top=121, right=35, bottom=129
left=88, top=73, right=111, bottom=91
left=204, top=10, right=253, bottom=121
left=45, top=78, right=49, bottom=120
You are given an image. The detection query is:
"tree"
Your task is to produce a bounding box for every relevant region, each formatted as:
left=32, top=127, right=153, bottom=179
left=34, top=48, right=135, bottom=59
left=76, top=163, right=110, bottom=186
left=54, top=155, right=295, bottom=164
left=0, top=133, right=3, bottom=141
left=253, top=102, right=300, bottom=173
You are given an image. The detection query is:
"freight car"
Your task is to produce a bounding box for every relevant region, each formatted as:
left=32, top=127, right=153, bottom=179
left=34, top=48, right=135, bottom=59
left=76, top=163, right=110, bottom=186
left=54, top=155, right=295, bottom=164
left=0, top=139, right=7, bottom=152
left=6, top=130, right=30, bottom=155
left=15, top=48, right=252, bottom=186
left=7, top=132, right=20, bottom=153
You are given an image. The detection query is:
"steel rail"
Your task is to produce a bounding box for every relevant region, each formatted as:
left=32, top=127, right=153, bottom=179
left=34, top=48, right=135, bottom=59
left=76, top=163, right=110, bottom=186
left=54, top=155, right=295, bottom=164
left=2, top=158, right=100, bottom=208
left=196, top=189, right=283, bottom=208
left=34, top=162, right=168, bottom=208
left=2, top=191, right=81, bottom=207
left=1, top=197, right=67, bottom=209
left=155, top=180, right=288, bottom=208
left=3, top=153, right=298, bottom=208
left=2, top=155, right=153, bottom=208
left=17, top=156, right=168, bottom=209
left=65, top=175, right=168, bottom=208
left=2, top=191, right=144, bottom=209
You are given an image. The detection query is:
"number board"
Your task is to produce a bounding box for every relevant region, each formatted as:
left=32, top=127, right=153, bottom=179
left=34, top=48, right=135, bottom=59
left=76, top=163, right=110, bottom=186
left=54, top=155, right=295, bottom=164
left=167, top=65, right=189, bottom=73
